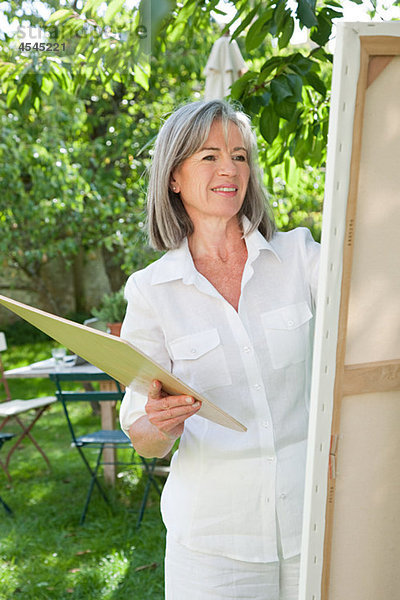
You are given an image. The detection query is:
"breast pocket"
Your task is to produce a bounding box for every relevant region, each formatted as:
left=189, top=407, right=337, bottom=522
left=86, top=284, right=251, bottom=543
left=261, top=301, right=313, bottom=370
left=168, top=328, right=232, bottom=392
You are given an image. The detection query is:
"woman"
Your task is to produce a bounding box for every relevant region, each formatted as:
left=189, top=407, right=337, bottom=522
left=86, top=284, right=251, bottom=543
left=120, top=100, right=320, bottom=599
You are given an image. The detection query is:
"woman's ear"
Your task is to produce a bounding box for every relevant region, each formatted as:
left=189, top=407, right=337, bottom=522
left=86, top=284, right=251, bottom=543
left=169, top=175, right=180, bottom=194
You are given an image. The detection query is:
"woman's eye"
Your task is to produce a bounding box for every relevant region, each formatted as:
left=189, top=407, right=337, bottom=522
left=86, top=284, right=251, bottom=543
left=233, top=155, right=246, bottom=162
left=203, top=155, right=216, bottom=161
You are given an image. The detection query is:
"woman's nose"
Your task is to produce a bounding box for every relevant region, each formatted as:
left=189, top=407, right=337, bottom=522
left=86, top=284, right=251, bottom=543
left=217, top=156, right=237, bottom=176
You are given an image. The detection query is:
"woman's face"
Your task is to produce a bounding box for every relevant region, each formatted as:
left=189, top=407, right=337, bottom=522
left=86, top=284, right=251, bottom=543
left=171, top=120, right=250, bottom=225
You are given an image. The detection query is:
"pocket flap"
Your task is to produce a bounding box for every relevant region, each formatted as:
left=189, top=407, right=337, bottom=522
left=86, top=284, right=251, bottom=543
left=261, top=301, right=312, bottom=331
left=169, top=328, right=221, bottom=360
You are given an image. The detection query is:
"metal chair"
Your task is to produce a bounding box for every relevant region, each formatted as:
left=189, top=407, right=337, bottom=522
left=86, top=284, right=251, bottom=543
left=0, top=432, right=15, bottom=514
left=50, top=372, right=162, bottom=526
left=0, top=332, right=56, bottom=480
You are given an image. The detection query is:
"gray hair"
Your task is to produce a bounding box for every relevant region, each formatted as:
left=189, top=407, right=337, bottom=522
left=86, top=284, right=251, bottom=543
left=147, top=100, right=275, bottom=250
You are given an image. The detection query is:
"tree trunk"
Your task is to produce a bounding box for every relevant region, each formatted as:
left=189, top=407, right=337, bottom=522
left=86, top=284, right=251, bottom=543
left=72, top=249, right=86, bottom=313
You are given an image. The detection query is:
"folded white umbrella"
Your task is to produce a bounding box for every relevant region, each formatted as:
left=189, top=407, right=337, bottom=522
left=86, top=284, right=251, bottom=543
left=204, top=34, right=247, bottom=100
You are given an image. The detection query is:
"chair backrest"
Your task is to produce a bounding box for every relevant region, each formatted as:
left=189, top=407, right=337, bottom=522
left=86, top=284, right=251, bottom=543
left=0, top=333, right=12, bottom=402
left=49, top=372, right=124, bottom=445
left=0, top=333, right=7, bottom=353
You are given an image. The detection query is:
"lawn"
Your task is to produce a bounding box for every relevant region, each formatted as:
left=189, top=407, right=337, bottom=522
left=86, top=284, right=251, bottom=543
left=0, top=342, right=166, bottom=600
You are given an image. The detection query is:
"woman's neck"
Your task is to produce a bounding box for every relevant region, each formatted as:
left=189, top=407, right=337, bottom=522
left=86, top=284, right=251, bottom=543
left=188, top=216, right=245, bottom=262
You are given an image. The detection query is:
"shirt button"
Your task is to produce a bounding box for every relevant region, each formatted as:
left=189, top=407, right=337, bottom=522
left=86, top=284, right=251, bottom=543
left=288, top=319, right=294, bottom=327
left=280, top=492, right=287, bottom=499
left=267, top=456, right=275, bottom=462
left=190, top=348, right=197, bottom=355
left=262, top=421, right=270, bottom=429
left=243, top=346, right=251, bottom=353
left=254, top=384, right=262, bottom=391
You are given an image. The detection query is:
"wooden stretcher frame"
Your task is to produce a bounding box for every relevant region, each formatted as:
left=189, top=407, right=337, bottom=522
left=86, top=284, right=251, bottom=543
left=299, top=21, right=400, bottom=600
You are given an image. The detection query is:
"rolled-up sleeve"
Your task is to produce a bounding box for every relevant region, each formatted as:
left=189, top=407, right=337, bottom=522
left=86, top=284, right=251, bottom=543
left=119, top=274, right=171, bottom=435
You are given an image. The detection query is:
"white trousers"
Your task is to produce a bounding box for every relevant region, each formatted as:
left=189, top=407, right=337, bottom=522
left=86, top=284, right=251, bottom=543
left=165, top=535, right=300, bottom=600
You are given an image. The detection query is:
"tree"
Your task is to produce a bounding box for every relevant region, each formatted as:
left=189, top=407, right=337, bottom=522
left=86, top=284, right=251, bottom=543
left=0, top=0, right=217, bottom=313
left=1, top=0, right=398, bottom=315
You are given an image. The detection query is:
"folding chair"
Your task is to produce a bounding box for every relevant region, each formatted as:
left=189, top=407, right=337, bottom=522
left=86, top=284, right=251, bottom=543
left=0, top=432, right=15, bottom=514
left=50, top=372, right=162, bottom=526
left=0, top=332, right=57, bottom=480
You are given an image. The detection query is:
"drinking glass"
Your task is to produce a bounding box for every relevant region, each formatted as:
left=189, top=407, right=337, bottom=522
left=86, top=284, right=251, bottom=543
left=51, top=347, right=66, bottom=369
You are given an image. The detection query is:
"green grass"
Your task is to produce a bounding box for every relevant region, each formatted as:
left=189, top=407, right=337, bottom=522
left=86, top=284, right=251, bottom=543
left=0, top=343, right=166, bottom=599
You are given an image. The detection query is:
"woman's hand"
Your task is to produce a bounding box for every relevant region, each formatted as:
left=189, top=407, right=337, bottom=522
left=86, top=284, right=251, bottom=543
left=146, top=379, right=202, bottom=442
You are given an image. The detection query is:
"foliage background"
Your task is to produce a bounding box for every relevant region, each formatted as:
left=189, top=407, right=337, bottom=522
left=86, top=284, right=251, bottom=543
left=0, top=0, right=399, bottom=320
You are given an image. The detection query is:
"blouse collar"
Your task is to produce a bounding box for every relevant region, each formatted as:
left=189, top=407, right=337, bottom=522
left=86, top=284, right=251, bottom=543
left=151, top=216, right=281, bottom=286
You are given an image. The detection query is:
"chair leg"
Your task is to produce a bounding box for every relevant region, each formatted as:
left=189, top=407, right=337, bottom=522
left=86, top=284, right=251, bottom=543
left=2, top=409, right=52, bottom=477
left=76, top=445, right=109, bottom=502
left=0, top=494, right=13, bottom=515
left=77, top=446, right=110, bottom=525
left=140, top=456, right=162, bottom=495
left=0, top=419, right=13, bottom=482
left=0, top=457, right=11, bottom=483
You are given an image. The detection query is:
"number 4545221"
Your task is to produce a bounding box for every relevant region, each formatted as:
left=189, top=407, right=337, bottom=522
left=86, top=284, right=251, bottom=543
left=19, top=42, right=66, bottom=52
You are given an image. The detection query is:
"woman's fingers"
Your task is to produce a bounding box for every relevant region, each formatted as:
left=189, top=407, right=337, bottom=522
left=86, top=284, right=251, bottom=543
left=148, top=379, right=166, bottom=400
left=155, top=398, right=201, bottom=421
left=146, top=379, right=201, bottom=432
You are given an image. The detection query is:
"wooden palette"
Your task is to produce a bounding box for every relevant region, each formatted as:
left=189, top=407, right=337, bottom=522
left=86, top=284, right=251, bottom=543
left=0, top=294, right=246, bottom=433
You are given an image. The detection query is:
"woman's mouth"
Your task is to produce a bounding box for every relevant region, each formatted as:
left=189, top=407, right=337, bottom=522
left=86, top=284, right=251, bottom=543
left=211, top=186, right=238, bottom=195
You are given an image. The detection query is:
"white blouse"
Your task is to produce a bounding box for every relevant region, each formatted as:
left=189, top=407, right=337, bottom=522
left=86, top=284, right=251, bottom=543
left=120, top=223, right=320, bottom=563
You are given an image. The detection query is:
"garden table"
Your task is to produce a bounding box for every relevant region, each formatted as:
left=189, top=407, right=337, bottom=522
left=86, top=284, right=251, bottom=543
left=4, top=357, right=120, bottom=484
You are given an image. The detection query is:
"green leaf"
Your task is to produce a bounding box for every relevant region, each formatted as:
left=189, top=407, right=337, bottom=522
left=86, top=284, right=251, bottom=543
left=262, top=91, right=272, bottom=105
left=133, top=61, right=150, bottom=91
left=309, top=47, right=331, bottom=62
left=286, top=73, right=303, bottom=102
left=284, top=156, right=291, bottom=183
left=278, top=16, right=294, bottom=49
left=305, top=71, right=327, bottom=96
left=230, top=5, right=260, bottom=40
left=63, top=18, right=86, bottom=37
left=82, top=0, right=105, bottom=16
left=275, top=98, right=297, bottom=121
left=296, top=0, right=318, bottom=28
left=259, top=56, right=286, bottom=82
left=290, top=53, right=314, bottom=76
left=246, top=9, right=273, bottom=53
left=104, top=0, right=126, bottom=24
left=6, top=88, right=17, bottom=107
left=309, top=136, right=323, bottom=163
left=293, top=134, right=311, bottom=164
left=167, top=21, right=186, bottom=43
left=271, top=76, right=292, bottom=103
left=242, top=94, right=265, bottom=114
left=0, top=61, right=13, bottom=77
left=274, top=0, right=289, bottom=30
left=260, top=104, right=279, bottom=144
left=46, top=9, right=74, bottom=25
left=310, top=7, right=341, bottom=46
left=230, top=71, right=255, bottom=100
